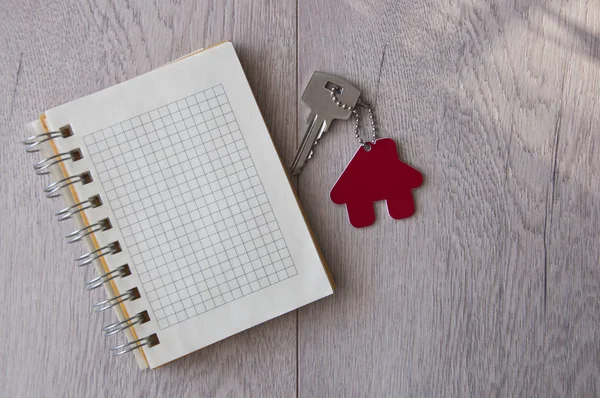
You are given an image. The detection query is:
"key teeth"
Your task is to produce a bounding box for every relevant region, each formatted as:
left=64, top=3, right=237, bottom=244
left=307, top=149, right=314, bottom=160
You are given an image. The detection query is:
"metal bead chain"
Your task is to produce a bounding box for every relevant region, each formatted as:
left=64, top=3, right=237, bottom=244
left=330, top=90, right=377, bottom=148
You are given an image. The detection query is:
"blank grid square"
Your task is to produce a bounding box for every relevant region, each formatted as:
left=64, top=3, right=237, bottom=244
left=84, top=85, right=298, bottom=330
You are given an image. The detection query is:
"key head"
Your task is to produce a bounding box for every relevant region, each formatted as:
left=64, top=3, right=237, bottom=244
left=301, top=72, right=361, bottom=121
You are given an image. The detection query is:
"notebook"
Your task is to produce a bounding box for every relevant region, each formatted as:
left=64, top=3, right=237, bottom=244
left=25, top=42, right=334, bottom=369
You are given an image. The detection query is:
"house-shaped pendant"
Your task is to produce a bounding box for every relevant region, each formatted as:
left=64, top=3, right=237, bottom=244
left=330, top=138, right=423, bottom=228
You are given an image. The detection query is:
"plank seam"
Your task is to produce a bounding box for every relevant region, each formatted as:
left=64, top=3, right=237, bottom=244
left=295, top=0, right=300, bottom=397
left=9, top=52, right=24, bottom=122
left=543, top=108, right=562, bottom=313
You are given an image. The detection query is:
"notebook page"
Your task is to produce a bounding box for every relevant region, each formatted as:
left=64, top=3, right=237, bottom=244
left=44, top=42, right=333, bottom=368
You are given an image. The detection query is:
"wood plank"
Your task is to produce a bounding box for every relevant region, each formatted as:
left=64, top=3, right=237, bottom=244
left=2, top=0, right=599, bottom=396
left=297, top=0, right=599, bottom=396
left=0, top=0, right=297, bottom=396
left=543, top=3, right=600, bottom=396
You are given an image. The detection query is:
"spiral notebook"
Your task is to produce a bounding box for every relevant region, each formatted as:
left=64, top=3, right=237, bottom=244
left=25, top=42, right=334, bottom=369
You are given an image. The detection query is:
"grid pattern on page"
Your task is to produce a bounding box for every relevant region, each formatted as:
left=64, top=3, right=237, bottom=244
left=83, top=85, right=298, bottom=330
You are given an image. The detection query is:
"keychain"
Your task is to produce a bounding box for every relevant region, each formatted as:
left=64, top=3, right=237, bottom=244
left=291, top=72, right=423, bottom=228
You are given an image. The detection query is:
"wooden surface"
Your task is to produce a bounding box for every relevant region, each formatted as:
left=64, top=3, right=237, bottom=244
left=1, top=0, right=599, bottom=396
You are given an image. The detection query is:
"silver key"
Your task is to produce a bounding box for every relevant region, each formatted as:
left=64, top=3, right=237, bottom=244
left=290, top=72, right=361, bottom=175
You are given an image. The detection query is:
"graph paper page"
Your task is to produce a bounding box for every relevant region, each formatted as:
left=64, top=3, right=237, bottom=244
left=44, top=42, right=333, bottom=368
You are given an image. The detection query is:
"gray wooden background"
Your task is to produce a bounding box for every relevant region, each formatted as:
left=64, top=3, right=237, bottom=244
left=1, top=0, right=599, bottom=396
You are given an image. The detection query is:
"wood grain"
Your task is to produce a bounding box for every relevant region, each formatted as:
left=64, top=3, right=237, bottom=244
left=1, top=0, right=599, bottom=396
left=542, top=4, right=600, bottom=396
left=0, top=0, right=296, bottom=397
left=296, top=0, right=600, bottom=397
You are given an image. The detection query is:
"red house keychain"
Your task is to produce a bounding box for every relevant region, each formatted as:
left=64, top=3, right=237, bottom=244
left=290, top=72, right=423, bottom=228
left=331, top=138, right=422, bottom=228
left=327, top=89, right=422, bottom=228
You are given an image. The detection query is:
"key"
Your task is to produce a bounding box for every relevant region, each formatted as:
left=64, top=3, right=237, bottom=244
left=290, top=72, right=361, bottom=175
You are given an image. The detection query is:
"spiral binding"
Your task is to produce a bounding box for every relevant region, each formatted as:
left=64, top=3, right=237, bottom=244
left=33, top=149, right=82, bottom=175
left=56, top=195, right=102, bottom=222
left=86, top=264, right=130, bottom=290
left=75, top=241, right=120, bottom=267
left=24, top=125, right=158, bottom=358
left=93, top=288, right=139, bottom=312
left=103, top=311, right=148, bottom=336
left=44, top=172, right=92, bottom=198
left=111, top=334, right=159, bottom=356
left=66, top=218, right=111, bottom=244
left=23, top=131, right=66, bottom=153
